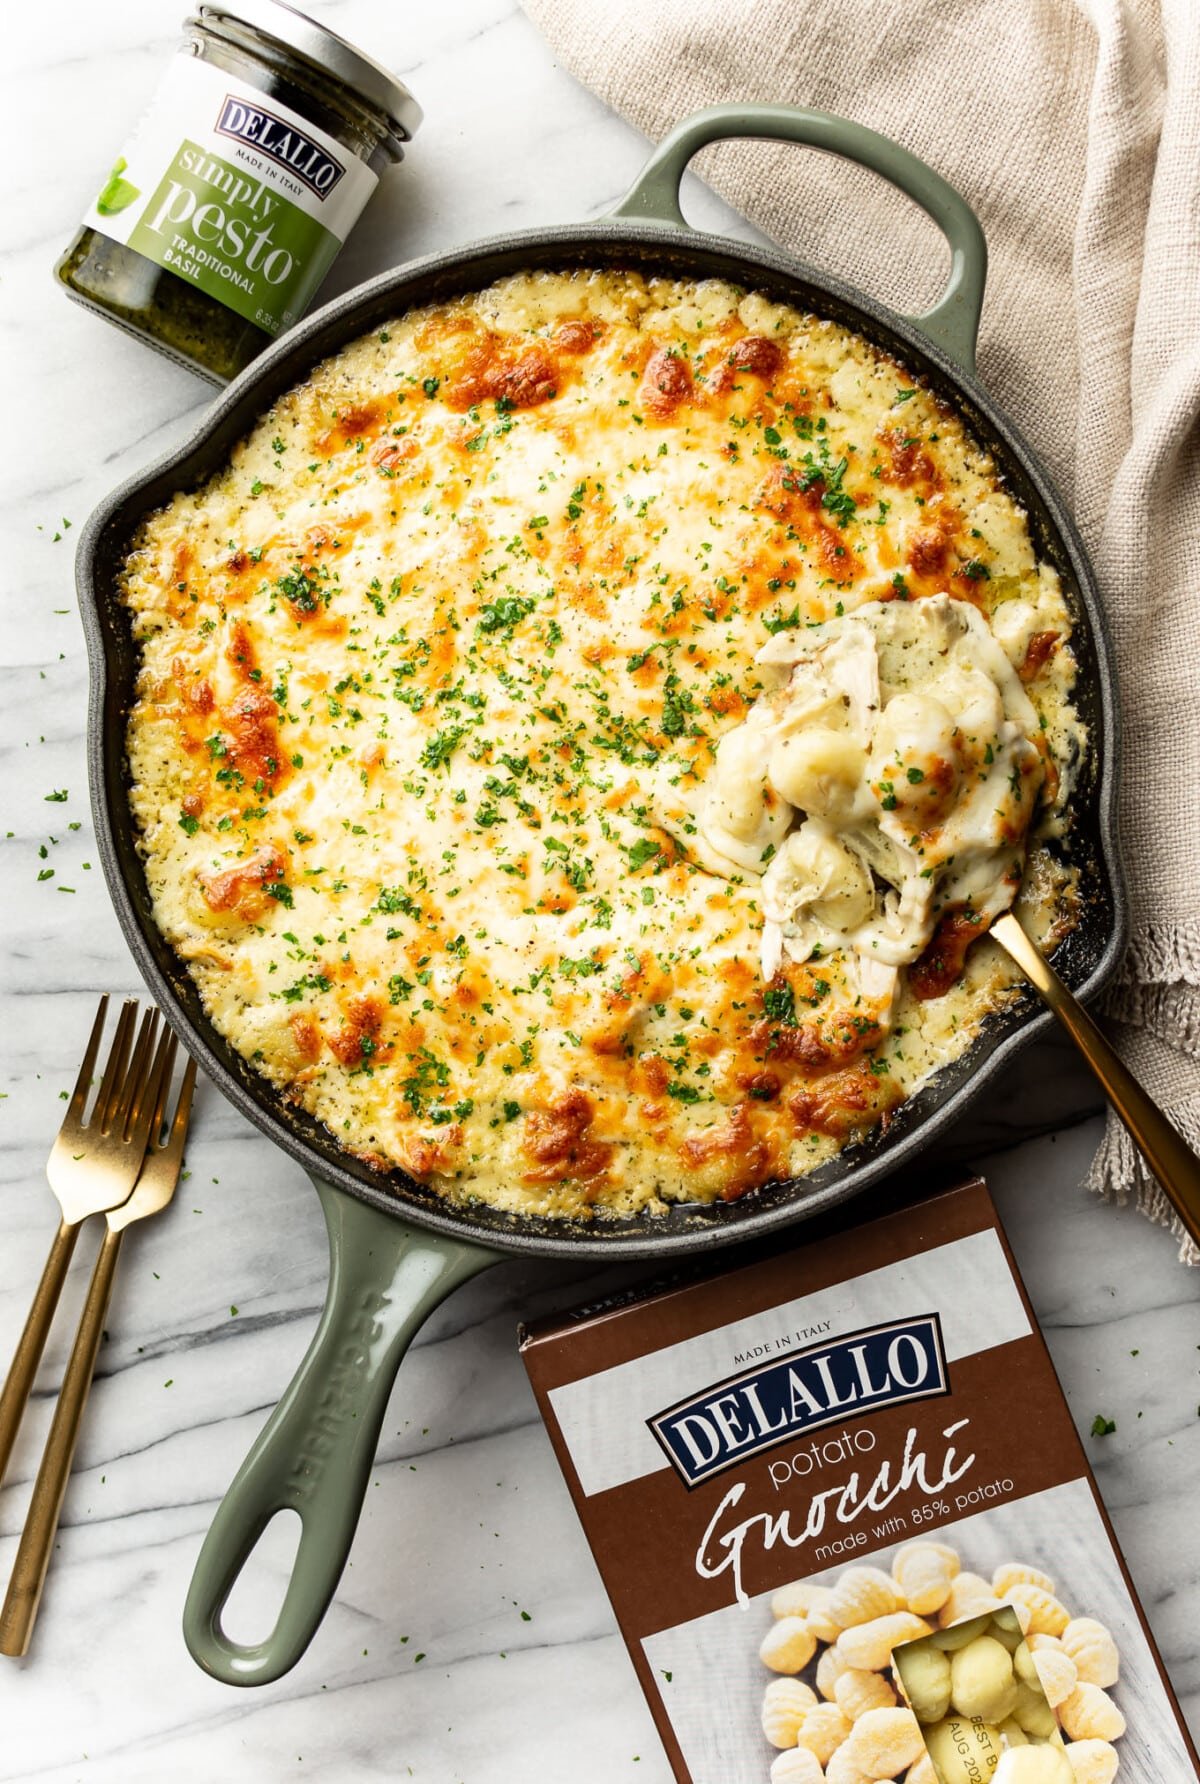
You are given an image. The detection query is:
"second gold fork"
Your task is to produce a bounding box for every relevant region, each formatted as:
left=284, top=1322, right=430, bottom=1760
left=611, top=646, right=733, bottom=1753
left=0, top=996, right=168, bottom=1490
left=0, top=1041, right=197, bottom=1656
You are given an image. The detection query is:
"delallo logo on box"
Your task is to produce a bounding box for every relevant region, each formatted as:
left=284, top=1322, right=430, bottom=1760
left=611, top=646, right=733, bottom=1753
left=215, top=96, right=346, bottom=199
left=647, top=1314, right=950, bottom=1489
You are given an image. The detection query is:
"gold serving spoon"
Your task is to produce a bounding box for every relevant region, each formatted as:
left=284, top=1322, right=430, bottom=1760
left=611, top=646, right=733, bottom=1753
left=991, top=913, right=1200, bottom=1249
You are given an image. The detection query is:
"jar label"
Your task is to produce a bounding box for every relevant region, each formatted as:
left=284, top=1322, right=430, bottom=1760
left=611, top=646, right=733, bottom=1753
left=80, top=55, right=379, bottom=338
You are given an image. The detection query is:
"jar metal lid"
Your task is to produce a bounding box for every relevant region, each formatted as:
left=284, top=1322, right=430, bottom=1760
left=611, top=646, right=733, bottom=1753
left=192, top=0, right=423, bottom=142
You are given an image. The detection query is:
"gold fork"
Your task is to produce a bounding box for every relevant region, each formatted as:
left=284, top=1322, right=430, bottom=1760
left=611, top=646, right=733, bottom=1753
left=992, top=912, right=1200, bottom=1248
left=0, top=1039, right=197, bottom=1656
left=0, top=997, right=168, bottom=1490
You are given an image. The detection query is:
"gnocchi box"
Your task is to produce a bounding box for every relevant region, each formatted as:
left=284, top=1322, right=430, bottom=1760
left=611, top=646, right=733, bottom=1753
left=520, top=1177, right=1198, bottom=1784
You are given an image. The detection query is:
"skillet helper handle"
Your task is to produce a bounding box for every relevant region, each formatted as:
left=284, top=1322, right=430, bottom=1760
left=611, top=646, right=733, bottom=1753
left=994, top=915, right=1200, bottom=1250
left=610, top=102, right=987, bottom=375
left=0, top=1217, right=81, bottom=1491
left=183, top=1180, right=496, bottom=1686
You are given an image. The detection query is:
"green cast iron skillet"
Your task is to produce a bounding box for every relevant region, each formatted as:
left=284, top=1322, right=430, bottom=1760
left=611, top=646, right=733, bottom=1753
left=78, top=103, right=1125, bottom=1687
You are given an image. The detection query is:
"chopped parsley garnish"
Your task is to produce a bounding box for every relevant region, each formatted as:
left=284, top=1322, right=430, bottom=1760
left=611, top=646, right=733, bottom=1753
left=661, top=670, right=696, bottom=738
left=377, top=886, right=422, bottom=919
left=478, top=595, right=536, bottom=635
left=276, top=567, right=320, bottom=611
left=400, top=1048, right=451, bottom=1115
left=763, top=985, right=798, bottom=1025
left=282, top=974, right=331, bottom=1002
left=420, top=725, right=466, bottom=771
left=626, top=837, right=662, bottom=872
left=797, top=441, right=857, bottom=525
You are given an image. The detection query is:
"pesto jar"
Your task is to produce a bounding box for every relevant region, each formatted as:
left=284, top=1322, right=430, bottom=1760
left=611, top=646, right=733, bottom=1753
left=56, top=1, right=422, bottom=383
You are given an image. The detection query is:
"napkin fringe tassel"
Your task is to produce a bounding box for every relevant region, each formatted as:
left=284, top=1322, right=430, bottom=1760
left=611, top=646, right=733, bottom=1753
left=1113, top=917, right=1200, bottom=993
left=1085, top=1094, right=1200, bottom=1266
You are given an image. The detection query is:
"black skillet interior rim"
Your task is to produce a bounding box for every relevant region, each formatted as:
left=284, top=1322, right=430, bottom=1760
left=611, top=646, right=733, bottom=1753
left=81, top=221, right=1127, bottom=1261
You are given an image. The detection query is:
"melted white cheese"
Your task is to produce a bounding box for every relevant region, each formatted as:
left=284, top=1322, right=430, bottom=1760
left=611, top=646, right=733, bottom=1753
left=695, top=596, right=1045, bottom=1002
left=121, top=270, right=1084, bottom=1219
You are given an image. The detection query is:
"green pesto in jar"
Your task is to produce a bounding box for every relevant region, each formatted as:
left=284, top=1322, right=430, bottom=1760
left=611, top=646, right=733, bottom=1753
left=56, top=2, right=421, bottom=384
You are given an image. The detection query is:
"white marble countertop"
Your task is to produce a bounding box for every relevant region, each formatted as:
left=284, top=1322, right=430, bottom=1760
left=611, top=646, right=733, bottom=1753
left=2, top=2, right=1197, bottom=1778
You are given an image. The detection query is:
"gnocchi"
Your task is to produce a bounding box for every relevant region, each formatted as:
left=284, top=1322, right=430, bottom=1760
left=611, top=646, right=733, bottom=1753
left=838, top=1613, right=932, bottom=1672
left=905, top=1756, right=938, bottom=1784
left=794, top=1702, right=854, bottom=1764
left=1030, top=1645, right=1078, bottom=1709
left=763, top=1678, right=819, bottom=1748
left=994, top=1563, right=1057, bottom=1599
left=771, top=1748, right=827, bottom=1784
left=830, top=1565, right=907, bottom=1628
left=894, top=1543, right=959, bottom=1617
left=991, top=1747, right=1074, bottom=1783
left=1057, top=1684, right=1125, bottom=1744
left=835, top=1667, right=898, bottom=1722
left=1062, top=1740, right=1119, bottom=1784
left=923, top=1715, right=1004, bottom=1784
left=825, top=1745, right=877, bottom=1784
left=844, top=1706, right=926, bottom=1774
left=1006, top=1584, right=1071, bottom=1639
left=817, top=1643, right=853, bottom=1701
left=1060, top=1620, right=1119, bottom=1690
left=948, top=1634, right=1019, bottom=1722
left=758, top=1546, right=1126, bottom=1784
left=939, top=1573, right=1004, bottom=1626
left=762, top=1616, right=819, bottom=1674
left=896, top=1642, right=951, bottom=1724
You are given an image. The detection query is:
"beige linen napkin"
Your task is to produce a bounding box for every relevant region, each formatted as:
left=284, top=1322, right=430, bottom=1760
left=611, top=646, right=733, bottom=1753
left=525, top=0, right=1200, bottom=1259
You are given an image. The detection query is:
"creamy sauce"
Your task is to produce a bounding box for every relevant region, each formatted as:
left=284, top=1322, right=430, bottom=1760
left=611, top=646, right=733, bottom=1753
left=688, top=595, right=1053, bottom=1023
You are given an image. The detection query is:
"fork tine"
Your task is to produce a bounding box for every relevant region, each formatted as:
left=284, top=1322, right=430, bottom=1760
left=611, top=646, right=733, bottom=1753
left=114, top=1008, right=160, bottom=1138
left=147, top=1031, right=179, bottom=1146
left=65, top=997, right=109, bottom=1124
left=116, top=1009, right=161, bottom=1139
left=127, top=1024, right=175, bottom=1155
left=90, top=999, right=137, bottom=1133
left=169, top=1056, right=198, bottom=1151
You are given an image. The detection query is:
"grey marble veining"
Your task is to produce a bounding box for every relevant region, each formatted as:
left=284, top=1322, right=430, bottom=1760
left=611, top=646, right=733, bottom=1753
left=1, top=2, right=1196, bottom=1778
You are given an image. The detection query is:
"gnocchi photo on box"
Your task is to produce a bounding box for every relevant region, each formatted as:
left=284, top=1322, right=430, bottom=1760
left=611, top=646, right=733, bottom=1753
left=520, top=1178, right=1198, bottom=1783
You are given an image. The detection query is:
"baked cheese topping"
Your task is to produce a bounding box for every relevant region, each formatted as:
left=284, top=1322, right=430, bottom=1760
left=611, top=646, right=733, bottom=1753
left=121, top=270, right=1082, bottom=1219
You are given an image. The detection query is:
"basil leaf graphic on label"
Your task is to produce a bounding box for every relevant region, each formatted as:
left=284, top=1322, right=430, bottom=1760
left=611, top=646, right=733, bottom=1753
left=96, top=157, right=141, bottom=216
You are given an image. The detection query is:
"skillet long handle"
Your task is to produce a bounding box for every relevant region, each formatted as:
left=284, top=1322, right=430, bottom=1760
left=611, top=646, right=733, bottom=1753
left=609, top=102, right=988, bottom=374
left=993, top=914, right=1200, bottom=1249
left=183, top=1181, right=497, bottom=1686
